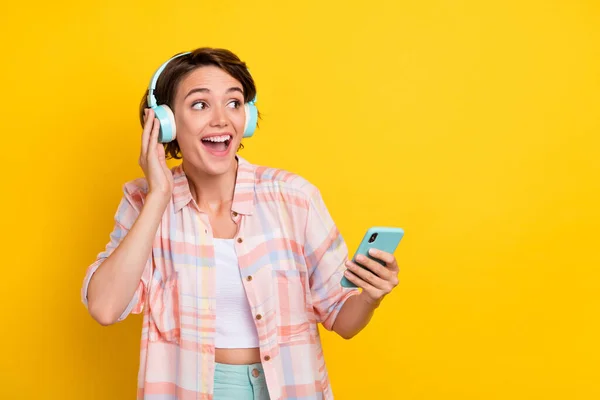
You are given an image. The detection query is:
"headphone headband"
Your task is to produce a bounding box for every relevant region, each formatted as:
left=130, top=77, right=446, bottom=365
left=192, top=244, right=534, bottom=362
left=147, top=52, right=191, bottom=108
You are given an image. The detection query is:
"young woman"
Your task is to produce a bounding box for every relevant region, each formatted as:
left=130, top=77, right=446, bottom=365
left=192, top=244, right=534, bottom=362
left=81, top=47, right=400, bottom=400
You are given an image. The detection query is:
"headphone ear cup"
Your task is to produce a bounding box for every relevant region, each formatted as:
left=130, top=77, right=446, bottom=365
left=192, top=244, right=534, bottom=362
left=153, top=105, right=176, bottom=143
left=243, top=102, right=258, bottom=138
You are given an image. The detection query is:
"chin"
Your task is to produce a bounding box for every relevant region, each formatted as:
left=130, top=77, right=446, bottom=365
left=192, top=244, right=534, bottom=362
left=202, top=156, right=237, bottom=176
left=186, top=148, right=238, bottom=177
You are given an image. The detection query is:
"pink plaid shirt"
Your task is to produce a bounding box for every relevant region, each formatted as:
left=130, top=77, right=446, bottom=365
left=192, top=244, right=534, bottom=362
left=82, top=156, right=359, bottom=399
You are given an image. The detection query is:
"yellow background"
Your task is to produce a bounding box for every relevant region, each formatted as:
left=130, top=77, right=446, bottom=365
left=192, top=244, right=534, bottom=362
left=1, top=0, right=599, bottom=399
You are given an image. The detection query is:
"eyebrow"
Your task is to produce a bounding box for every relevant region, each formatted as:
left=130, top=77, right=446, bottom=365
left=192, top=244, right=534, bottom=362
left=184, top=87, right=243, bottom=99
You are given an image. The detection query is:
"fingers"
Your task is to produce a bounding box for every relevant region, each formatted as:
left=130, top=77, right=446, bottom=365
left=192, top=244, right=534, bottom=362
left=158, top=145, right=172, bottom=176
left=345, top=259, right=388, bottom=289
left=141, top=109, right=154, bottom=159
left=368, top=248, right=399, bottom=272
left=354, top=254, right=392, bottom=280
left=148, top=116, right=160, bottom=156
left=144, top=118, right=162, bottom=178
left=348, top=252, right=400, bottom=289
left=345, top=249, right=401, bottom=307
left=343, top=269, right=385, bottom=302
left=156, top=139, right=166, bottom=162
left=367, top=248, right=395, bottom=265
left=343, top=267, right=377, bottom=292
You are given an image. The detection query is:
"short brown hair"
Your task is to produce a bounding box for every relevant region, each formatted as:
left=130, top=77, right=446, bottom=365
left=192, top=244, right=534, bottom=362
left=138, top=47, right=258, bottom=159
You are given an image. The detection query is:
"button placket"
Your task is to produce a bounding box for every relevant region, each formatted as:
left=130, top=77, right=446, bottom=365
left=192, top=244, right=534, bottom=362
left=235, top=230, right=263, bottom=350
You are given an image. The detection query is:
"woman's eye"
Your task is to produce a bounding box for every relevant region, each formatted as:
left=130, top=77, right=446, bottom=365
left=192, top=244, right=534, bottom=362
left=192, top=101, right=207, bottom=110
left=227, top=100, right=241, bottom=109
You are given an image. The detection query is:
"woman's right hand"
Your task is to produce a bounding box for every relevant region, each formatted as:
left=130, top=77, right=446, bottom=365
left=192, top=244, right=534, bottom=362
left=139, top=108, right=174, bottom=202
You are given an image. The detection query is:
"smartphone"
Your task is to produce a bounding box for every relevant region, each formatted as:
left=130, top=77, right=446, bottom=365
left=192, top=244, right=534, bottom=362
left=341, top=226, right=405, bottom=288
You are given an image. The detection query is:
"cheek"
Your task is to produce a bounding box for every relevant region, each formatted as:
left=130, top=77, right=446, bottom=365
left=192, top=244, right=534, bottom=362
left=176, top=111, right=207, bottom=137
left=232, top=109, right=247, bottom=132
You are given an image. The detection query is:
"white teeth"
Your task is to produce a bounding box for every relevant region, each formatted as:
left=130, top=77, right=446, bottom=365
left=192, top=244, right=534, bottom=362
left=202, top=135, right=231, bottom=143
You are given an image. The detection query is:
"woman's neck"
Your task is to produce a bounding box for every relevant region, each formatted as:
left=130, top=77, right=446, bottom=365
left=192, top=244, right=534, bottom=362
left=183, top=158, right=238, bottom=214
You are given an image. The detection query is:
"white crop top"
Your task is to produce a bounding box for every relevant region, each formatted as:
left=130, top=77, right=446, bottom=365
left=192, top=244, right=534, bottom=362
left=214, top=238, right=260, bottom=348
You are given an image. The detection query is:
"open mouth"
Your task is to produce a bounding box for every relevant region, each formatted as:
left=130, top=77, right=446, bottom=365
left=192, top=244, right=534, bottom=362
left=201, top=134, right=233, bottom=153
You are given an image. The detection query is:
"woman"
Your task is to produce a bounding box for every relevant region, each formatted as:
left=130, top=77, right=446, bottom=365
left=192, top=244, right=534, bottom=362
left=81, top=47, right=400, bottom=400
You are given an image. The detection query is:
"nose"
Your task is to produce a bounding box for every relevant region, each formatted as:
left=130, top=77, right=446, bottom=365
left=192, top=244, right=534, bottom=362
left=209, top=105, right=228, bottom=128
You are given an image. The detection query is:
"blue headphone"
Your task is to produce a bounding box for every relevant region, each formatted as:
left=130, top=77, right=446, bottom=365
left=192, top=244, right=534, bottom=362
left=147, top=52, right=258, bottom=143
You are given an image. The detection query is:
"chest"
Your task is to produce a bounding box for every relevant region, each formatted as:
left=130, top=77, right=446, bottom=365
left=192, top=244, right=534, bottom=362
left=208, top=211, right=238, bottom=239
left=148, top=206, right=314, bottom=345
left=159, top=205, right=304, bottom=275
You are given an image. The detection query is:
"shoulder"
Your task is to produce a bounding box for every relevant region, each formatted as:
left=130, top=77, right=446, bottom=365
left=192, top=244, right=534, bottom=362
left=118, top=176, right=148, bottom=213
left=251, top=162, right=320, bottom=201
left=120, top=164, right=181, bottom=210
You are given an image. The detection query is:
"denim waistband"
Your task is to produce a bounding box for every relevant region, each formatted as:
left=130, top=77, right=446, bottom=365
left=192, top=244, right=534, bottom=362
left=214, top=362, right=266, bottom=386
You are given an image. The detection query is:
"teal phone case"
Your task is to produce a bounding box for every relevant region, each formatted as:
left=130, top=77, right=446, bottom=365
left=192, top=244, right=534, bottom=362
left=341, top=226, right=405, bottom=288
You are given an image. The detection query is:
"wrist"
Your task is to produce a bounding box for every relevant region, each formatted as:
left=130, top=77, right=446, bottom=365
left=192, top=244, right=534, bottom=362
left=145, top=191, right=171, bottom=210
left=358, top=292, right=382, bottom=310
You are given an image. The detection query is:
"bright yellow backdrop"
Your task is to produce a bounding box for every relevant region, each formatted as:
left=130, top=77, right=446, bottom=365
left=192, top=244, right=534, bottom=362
left=1, top=1, right=599, bottom=399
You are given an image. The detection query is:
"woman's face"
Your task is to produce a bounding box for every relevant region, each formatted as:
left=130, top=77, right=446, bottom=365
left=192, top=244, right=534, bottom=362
left=172, top=65, right=246, bottom=176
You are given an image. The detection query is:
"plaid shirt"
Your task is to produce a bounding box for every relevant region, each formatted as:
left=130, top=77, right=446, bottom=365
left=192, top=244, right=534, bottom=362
left=82, top=156, right=359, bottom=399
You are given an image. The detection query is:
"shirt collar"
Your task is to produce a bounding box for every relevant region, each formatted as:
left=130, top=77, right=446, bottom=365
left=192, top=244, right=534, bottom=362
left=171, top=155, right=256, bottom=215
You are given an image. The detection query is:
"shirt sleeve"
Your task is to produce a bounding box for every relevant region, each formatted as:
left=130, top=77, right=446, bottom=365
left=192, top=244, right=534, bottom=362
left=81, top=182, right=153, bottom=321
left=304, top=188, right=360, bottom=331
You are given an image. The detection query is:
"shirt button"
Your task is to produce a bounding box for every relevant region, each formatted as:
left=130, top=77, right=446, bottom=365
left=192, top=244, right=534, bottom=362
left=232, top=211, right=238, bottom=217
left=237, top=237, right=243, bottom=243
left=251, top=368, right=260, bottom=378
left=246, top=276, right=253, bottom=282
left=256, top=314, right=262, bottom=320
left=263, top=355, right=270, bottom=361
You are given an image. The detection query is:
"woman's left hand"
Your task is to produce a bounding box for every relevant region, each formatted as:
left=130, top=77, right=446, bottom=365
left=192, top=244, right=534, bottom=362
left=344, top=248, right=399, bottom=307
